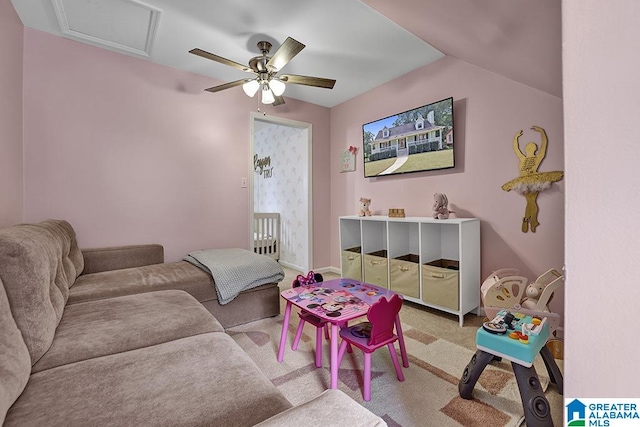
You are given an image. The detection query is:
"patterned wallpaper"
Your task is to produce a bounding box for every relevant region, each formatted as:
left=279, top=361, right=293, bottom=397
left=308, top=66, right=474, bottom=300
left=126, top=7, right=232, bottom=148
left=254, top=123, right=309, bottom=271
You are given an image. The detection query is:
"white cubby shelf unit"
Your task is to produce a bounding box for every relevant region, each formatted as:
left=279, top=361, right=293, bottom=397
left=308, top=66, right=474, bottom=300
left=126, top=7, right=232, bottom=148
left=339, top=215, right=481, bottom=326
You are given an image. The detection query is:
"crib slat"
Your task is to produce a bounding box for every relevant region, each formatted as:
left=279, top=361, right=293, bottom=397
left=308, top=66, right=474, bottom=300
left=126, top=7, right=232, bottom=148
left=253, top=212, right=280, bottom=260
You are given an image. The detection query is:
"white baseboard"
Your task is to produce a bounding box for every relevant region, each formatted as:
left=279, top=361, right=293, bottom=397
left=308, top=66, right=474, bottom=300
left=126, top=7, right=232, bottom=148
left=279, top=263, right=342, bottom=276
left=311, top=266, right=341, bottom=275
left=278, top=260, right=304, bottom=272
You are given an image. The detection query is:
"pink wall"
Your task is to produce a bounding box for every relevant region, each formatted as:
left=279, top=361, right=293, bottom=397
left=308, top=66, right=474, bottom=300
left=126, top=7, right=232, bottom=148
left=22, top=29, right=331, bottom=265
left=0, top=0, right=24, bottom=227
left=18, top=21, right=565, bottom=323
left=330, top=56, right=565, bottom=316
left=564, top=0, right=640, bottom=398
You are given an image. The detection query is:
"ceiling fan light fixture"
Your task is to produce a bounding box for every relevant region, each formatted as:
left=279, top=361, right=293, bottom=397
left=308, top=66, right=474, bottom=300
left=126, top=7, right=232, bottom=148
left=261, top=85, right=275, bottom=104
left=268, top=78, right=286, bottom=96
left=190, top=36, right=335, bottom=107
left=242, top=79, right=260, bottom=97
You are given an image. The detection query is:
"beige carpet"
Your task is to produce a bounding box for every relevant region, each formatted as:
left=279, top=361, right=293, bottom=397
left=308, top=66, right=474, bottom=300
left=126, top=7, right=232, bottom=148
left=227, top=268, right=563, bottom=426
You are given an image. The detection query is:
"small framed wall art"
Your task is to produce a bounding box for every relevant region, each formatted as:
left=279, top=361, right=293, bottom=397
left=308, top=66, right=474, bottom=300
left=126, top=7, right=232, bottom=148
left=341, top=146, right=357, bottom=173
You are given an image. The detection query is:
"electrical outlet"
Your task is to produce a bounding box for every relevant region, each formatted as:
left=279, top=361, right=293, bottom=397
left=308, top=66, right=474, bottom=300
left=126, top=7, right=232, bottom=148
left=241, top=177, right=247, bottom=188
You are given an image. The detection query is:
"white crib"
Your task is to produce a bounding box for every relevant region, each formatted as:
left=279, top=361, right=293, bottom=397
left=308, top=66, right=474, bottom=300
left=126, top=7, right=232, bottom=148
left=253, top=212, right=280, bottom=260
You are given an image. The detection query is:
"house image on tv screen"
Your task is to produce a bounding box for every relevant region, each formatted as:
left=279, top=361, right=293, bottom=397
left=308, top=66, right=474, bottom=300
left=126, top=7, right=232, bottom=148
left=363, top=97, right=454, bottom=177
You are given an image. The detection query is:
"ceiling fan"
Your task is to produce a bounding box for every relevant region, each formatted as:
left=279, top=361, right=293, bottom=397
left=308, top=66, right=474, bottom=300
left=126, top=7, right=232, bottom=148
left=189, top=37, right=336, bottom=106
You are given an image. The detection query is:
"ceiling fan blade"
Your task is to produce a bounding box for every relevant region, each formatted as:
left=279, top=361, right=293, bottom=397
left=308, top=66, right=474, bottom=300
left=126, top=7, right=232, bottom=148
left=279, top=74, right=336, bottom=89
left=189, top=48, right=253, bottom=73
left=204, top=79, right=249, bottom=93
left=272, top=95, right=286, bottom=106
left=266, top=37, right=305, bottom=72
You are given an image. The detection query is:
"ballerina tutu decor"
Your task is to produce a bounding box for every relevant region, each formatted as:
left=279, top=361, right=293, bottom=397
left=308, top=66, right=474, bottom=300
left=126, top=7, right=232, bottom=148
left=502, top=126, right=563, bottom=233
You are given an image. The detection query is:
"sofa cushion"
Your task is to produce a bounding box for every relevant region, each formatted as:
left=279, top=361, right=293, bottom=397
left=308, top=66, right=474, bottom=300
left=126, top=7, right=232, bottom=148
left=37, top=219, right=84, bottom=281
left=69, top=261, right=281, bottom=328
left=69, top=260, right=216, bottom=304
left=0, top=279, right=31, bottom=425
left=32, top=290, right=224, bottom=373
left=0, top=220, right=83, bottom=364
left=5, top=333, right=293, bottom=426
left=81, top=244, right=164, bottom=275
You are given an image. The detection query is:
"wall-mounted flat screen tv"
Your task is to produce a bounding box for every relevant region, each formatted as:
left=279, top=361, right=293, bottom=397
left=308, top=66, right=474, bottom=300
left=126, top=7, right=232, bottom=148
left=362, top=97, right=454, bottom=178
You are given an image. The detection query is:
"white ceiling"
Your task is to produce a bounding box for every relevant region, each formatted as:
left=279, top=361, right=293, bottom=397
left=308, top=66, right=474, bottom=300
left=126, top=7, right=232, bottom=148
left=10, top=0, right=562, bottom=107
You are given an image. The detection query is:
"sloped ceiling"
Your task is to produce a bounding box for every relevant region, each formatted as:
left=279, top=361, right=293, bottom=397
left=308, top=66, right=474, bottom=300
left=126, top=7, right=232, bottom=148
left=363, top=0, right=562, bottom=98
left=11, top=0, right=562, bottom=106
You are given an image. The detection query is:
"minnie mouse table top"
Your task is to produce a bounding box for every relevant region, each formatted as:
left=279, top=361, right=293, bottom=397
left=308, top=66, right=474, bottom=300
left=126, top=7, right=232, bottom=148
left=278, top=278, right=408, bottom=389
left=281, top=278, right=400, bottom=322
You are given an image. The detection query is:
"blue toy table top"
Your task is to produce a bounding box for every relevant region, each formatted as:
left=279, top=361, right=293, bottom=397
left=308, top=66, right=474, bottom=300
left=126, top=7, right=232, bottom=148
left=476, top=309, right=550, bottom=367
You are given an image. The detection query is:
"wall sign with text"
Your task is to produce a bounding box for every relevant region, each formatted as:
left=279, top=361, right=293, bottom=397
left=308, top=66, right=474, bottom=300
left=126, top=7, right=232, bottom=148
left=254, top=154, right=273, bottom=179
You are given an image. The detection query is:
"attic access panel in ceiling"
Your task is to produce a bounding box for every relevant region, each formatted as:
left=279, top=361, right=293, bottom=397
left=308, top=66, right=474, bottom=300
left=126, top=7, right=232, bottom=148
left=51, top=0, right=161, bottom=57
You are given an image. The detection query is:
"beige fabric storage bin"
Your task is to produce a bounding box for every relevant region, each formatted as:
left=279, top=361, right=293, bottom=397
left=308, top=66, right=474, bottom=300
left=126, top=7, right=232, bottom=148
left=389, top=254, right=419, bottom=298
left=364, top=250, right=388, bottom=288
left=422, top=259, right=459, bottom=310
left=341, top=248, right=362, bottom=281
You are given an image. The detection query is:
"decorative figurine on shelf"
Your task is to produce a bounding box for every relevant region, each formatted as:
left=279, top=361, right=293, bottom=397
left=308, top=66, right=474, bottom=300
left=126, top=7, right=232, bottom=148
left=359, top=197, right=372, bottom=216
left=432, top=193, right=452, bottom=219
left=502, top=126, right=564, bottom=233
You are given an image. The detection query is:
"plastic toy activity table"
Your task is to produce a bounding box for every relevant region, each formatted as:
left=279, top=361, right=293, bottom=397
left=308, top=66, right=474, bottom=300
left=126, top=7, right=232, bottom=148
left=278, top=278, right=409, bottom=389
left=458, top=310, right=564, bottom=427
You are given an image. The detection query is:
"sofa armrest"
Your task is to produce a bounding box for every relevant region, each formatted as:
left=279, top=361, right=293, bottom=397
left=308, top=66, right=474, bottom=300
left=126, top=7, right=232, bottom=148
left=80, top=244, right=164, bottom=275
left=253, top=389, right=387, bottom=427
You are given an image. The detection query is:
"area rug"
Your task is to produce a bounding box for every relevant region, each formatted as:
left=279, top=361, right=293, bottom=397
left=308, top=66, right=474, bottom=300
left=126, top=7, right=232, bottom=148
left=227, top=315, right=553, bottom=427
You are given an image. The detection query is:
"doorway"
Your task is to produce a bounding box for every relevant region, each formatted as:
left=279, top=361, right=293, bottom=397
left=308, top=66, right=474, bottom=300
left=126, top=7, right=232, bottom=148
left=250, top=112, right=312, bottom=273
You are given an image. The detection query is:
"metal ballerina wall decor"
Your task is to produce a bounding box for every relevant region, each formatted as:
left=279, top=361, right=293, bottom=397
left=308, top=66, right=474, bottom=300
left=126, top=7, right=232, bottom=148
left=502, top=126, right=563, bottom=233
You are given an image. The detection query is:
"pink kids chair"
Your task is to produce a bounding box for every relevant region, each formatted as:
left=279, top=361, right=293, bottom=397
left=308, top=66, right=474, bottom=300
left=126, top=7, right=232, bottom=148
left=291, top=272, right=330, bottom=368
left=337, top=294, right=405, bottom=401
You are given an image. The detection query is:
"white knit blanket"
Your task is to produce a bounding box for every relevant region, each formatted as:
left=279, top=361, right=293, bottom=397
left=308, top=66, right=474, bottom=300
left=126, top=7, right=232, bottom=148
left=184, top=248, right=284, bottom=305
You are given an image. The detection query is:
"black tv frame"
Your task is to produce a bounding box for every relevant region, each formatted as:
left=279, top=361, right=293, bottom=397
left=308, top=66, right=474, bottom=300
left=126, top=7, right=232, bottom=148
left=362, top=97, right=454, bottom=178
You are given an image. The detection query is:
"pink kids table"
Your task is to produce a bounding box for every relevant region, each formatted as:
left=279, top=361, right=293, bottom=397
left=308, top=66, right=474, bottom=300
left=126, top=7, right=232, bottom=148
left=277, top=278, right=409, bottom=389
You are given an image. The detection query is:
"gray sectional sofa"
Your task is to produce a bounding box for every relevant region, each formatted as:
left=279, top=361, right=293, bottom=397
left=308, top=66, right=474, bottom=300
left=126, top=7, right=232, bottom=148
left=0, top=219, right=385, bottom=426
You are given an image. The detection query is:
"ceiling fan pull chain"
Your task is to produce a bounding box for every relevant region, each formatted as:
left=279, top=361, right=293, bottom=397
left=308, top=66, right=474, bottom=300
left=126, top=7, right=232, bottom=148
left=256, top=94, right=266, bottom=115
